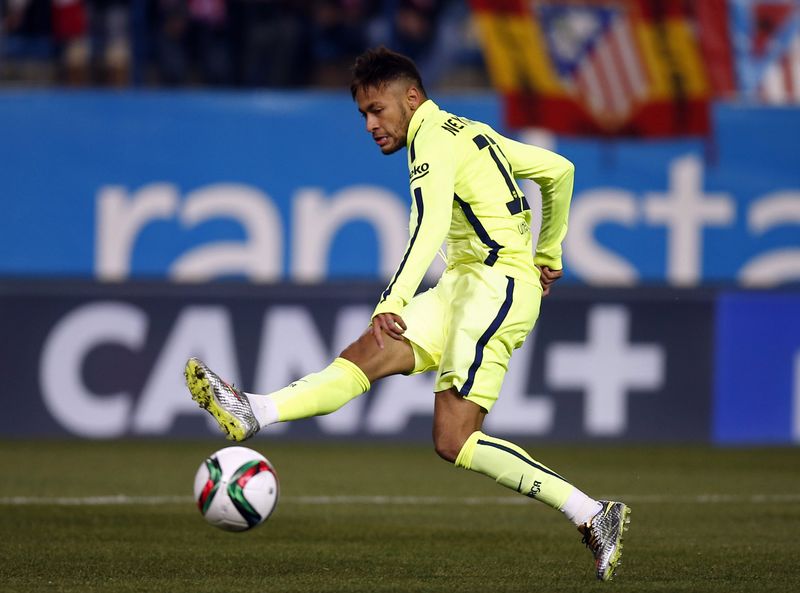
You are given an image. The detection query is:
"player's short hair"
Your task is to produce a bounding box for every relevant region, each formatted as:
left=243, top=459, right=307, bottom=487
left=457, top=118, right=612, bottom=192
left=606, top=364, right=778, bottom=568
left=350, top=47, right=427, bottom=99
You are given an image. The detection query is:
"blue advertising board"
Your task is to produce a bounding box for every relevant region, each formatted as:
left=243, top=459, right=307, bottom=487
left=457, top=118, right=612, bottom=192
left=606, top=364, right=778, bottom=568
left=713, top=292, right=800, bottom=444
left=556, top=105, right=800, bottom=287
left=0, top=91, right=798, bottom=286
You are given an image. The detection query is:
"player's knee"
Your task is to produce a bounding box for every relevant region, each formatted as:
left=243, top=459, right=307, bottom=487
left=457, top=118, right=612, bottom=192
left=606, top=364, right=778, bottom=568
left=432, top=428, right=466, bottom=464
left=340, top=331, right=414, bottom=383
left=340, top=332, right=377, bottom=367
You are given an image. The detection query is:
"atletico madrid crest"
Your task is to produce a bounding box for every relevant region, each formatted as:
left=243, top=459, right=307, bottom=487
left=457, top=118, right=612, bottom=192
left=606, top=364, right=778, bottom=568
left=536, top=2, right=648, bottom=127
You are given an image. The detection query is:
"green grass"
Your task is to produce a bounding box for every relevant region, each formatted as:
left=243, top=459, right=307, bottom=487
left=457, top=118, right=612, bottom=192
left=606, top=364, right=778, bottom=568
left=1, top=441, right=798, bottom=592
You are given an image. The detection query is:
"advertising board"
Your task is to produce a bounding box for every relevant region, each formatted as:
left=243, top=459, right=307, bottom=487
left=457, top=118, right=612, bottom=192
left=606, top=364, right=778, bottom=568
left=1, top=93, right=797, bottom=287
left=0, top=282, right=714, bottom=441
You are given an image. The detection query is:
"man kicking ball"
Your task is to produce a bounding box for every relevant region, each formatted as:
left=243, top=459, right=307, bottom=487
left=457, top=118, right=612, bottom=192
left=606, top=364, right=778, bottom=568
left=185, top=46, right=630, bottom=581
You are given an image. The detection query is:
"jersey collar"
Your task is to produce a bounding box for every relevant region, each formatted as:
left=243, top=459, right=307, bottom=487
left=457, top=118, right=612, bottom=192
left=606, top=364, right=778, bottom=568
left=407, top=99, right=439, bottom=145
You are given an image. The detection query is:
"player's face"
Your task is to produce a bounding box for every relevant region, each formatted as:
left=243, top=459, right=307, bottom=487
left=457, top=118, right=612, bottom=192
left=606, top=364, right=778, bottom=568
left=356, top=82, right=414, bottom=155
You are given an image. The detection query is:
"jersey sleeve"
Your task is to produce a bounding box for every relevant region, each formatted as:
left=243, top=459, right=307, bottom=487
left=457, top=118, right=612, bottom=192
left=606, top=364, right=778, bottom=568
left=495, top=135, right=575, bottom=270
left=372, top=133, right=455, bottom=318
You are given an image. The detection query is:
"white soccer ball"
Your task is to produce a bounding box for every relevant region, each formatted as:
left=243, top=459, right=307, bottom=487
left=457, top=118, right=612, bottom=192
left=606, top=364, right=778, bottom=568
left=193, top=446, right=279, bottom=532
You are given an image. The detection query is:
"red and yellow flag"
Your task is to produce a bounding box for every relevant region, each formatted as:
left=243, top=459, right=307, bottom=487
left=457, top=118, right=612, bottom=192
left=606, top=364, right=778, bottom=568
left=470, top=0, right=712, bottom=136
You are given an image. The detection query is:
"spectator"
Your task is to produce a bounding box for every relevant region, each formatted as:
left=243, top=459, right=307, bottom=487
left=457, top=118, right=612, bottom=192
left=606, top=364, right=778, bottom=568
left=310, top=0, right=376, bottom=87
left=230, top=0, right=312, bottom=88
left=392, top=0, right=442, bottom=61
left=87, top=0, right=131, bottom=86
left=52, top=0, right=90, bottom=85
left=0, top=0, right=489, bottom=89
left=1, top=0, right=54, bottom=82
left=157, top=0, right=231, bottom=86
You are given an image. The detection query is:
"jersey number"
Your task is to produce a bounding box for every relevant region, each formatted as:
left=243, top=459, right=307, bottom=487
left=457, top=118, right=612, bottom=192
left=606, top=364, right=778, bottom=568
left=472, top=134, right=530, bottom=215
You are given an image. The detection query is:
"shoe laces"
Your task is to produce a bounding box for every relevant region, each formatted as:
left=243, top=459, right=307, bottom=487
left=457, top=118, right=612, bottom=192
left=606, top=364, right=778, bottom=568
left=580, top=523, right=601, bottom=554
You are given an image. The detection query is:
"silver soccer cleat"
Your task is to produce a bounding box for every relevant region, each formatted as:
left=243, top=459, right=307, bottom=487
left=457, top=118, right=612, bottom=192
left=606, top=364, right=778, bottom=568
left=578, top=500, right=631, bottom=581
left=184, top=357, right=259, bottom=442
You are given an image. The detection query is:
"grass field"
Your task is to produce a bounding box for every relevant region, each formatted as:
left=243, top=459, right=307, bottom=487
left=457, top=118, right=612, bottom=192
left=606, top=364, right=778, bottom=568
left=1, top=440, right=798, bottom=593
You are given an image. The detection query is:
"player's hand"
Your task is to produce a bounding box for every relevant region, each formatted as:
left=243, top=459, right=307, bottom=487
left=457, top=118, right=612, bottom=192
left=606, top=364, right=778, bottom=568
left=537, top=265, right=563, bottom=297
left=370, top=313, right=407, bottom=349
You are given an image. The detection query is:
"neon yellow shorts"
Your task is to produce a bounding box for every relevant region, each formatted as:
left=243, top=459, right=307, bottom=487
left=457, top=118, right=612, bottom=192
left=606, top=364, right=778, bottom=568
left=401, top=262, right=542, bottom=412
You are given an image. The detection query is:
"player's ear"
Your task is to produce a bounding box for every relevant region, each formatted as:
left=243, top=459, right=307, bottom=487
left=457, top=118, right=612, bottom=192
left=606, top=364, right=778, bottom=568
left=407, top=85, right=423, bottom=111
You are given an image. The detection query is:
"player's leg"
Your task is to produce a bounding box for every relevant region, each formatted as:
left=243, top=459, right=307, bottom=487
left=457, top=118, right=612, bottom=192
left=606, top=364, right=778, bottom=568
left=237, top=278, right=447, bottom=432
left=433, top=388, right=600, bottom=525
left=442, top=394, right=630, bottom=581
left=234, top=276, right=447, bottom=433
left=184, top=274, right=448, bottom=441
left=339, top=325, right=417, bottom=382
left=247, top=328, right=415, bottom=425
left=427, top=268, right=596, bottom=518
left=434, top=266, right=630, bottom=580
left=185, top=327, right=414, bottom=441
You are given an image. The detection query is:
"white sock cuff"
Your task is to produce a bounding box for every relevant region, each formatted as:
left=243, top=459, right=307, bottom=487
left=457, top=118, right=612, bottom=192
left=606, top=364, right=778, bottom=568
left=560, top=487, right=603, bottom=526
left=244, top=392, right=279, bottom=428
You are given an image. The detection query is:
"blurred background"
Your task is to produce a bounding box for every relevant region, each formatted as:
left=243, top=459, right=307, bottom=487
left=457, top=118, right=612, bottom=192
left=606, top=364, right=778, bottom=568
left=0, top=0, right=484, bottom=88
left=1, top=0, right=799, bottom=444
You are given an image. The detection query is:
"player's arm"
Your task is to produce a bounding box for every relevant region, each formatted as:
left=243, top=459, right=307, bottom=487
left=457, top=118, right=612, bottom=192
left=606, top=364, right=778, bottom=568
left=496, top=135, right=575, bottom=273
left=372, top=133, right=455, bottom=335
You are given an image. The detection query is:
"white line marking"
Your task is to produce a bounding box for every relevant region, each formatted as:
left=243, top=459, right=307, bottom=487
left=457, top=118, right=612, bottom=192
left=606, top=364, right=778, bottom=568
left=0, top=495, right=191, bottom=506
left=1, top=493, right=799, bottom=506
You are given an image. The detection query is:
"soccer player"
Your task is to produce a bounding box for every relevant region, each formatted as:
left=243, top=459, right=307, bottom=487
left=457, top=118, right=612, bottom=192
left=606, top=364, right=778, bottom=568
left=185, top=47, right=630, bottom=581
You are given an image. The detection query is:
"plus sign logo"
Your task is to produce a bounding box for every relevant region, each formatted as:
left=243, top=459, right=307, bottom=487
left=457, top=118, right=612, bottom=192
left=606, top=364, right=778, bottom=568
left=546, top=305, right=665, bottom=436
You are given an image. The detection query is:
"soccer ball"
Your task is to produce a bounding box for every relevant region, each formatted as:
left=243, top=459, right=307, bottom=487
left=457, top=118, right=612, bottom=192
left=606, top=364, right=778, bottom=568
left=193, top=446, right=279, bottom=532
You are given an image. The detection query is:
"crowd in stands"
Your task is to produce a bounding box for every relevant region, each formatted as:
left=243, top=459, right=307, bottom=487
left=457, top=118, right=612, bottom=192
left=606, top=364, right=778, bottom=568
left=0, top=0, right=488, bottom=89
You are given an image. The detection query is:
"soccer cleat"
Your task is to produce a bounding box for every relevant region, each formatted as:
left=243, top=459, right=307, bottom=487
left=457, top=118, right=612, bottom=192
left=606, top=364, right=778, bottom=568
left=578, top=500, right=631, bottom=581
left=185, top=357, right=259, bottom=442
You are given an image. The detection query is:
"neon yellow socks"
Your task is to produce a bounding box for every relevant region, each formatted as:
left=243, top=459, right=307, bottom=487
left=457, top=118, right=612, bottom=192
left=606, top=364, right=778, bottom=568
left=245, top=357, right=370, bottom=426
left=455, top=431, right=600, bottom=525
left=247, top=371, right=603, bottom=526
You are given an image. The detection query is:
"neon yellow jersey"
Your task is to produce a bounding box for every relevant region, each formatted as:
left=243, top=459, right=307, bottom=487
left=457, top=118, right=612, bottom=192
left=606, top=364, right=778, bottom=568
left=373, top=99, right=574, bottom=318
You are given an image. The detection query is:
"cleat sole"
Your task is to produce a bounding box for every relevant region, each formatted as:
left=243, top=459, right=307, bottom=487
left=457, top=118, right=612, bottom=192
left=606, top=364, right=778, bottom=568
left=184, top=358, right=247, bottom=442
